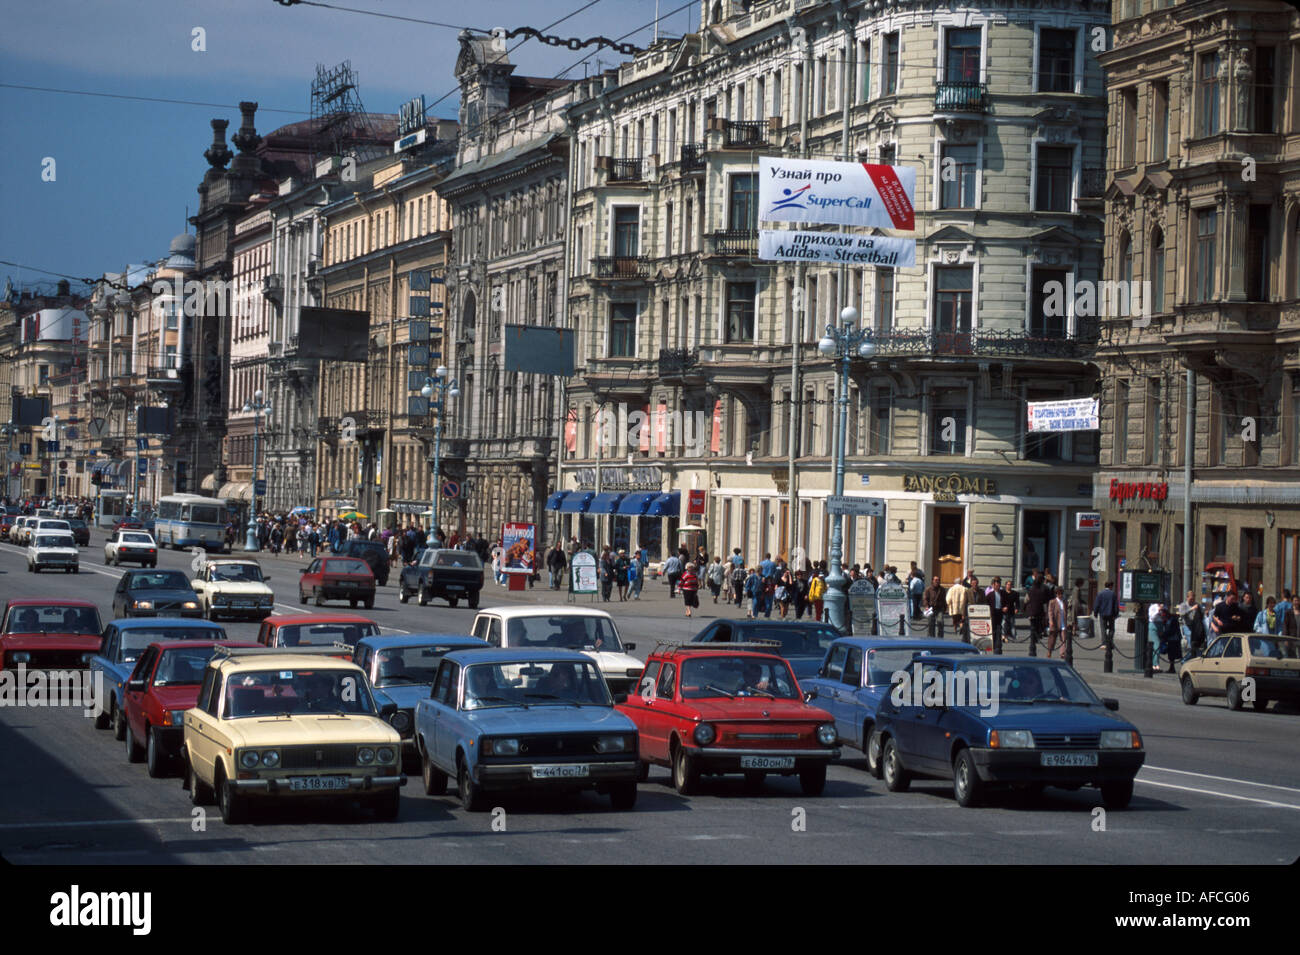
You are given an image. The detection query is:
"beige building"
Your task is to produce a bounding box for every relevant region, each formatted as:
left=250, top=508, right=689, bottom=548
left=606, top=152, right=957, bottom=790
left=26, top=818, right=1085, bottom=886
left=1096, top=0, right=1300, bottom=601
left=558, top=0, right=1108, bottom=588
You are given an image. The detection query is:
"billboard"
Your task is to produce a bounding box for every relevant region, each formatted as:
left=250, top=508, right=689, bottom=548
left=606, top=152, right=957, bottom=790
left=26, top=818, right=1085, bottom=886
left=1027, top=398, right=1099, bottom=432
left=500, top=522, right=536, bottom=575
left=13, top=396, right=50, bottom=427
left=297, top=307, right=370, bottom=361
left=759, top=230, right=915, bottom=266
left=759, top=157, right=916, bottom=230
left=503, top=325, right=575, bottom=376
left=134, top=405, right=174, bottom=436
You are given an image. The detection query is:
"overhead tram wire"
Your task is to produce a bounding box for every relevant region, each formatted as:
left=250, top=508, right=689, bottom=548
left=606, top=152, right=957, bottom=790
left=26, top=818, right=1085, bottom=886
left=0, top=84, right=304, bottom=116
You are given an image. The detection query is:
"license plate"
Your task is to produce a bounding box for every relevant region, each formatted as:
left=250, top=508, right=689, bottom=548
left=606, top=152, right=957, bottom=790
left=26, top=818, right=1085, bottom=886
left=740, top=756, right=796, bottom=769
left=1040, top=752, right=1098, bottom=767
left=446, top=584, right=464, bottom=590
left=531, top=764, right=589, bottom=779
left=338, top=581, right=357, bottom=588
left=289, top=775, right=350, bottom=791
left=1271, top=670, right=1299, bottom=678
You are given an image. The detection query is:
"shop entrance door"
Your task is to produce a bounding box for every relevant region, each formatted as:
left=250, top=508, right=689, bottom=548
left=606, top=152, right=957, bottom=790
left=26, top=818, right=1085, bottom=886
left=778, top=501, right=789, bottom=560
left=933, top=508, right=965, bottom=586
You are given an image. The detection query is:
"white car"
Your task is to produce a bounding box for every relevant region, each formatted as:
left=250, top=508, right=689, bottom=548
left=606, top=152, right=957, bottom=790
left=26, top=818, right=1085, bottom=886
left=11, top=516, right=35, bottom=546
left=190, top=558, right=275, bottom=621
left=469, top=606, right=643, bottom=697
left=104, top=530, right=159, bottom=567
left=28, top=532, right=80, bottom=573
left=33, top=518, right=72, bottom=539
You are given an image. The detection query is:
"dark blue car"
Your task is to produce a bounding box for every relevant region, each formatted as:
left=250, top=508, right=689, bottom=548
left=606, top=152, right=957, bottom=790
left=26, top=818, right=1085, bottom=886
left=802, top=637, right=980, bottom=776
left=690, top=619, right=841, bottom=681
left=872, top=656, right=1145, bottom=809
left=355, top=633, right=490, bottom=768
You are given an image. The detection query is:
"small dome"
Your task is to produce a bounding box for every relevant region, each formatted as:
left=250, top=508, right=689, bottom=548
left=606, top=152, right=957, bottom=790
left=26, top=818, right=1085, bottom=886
left=165, top=233, right=196, bottom=271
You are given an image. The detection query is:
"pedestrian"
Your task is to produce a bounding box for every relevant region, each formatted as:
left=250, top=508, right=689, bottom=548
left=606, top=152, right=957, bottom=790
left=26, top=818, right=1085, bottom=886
left=547, top=542, right=567, bottom=590
left=1046, top=586, right=1066, bottom=658
left=744, top=567, right=763, bottom=619
left=730, top=560, right=746, bottom=607
left=774, top=568, right=793, bottom=619
left=1211, top=590, right=1250, bottom=637
left=1178, top=592, right=1207, bottom=660
left=628, top=552, right=642, bottom=599
left=1254, top=595, right=1280, bottom=634
left=730, top=547, right=745, bottom=573
left=1153, top=603, right=1182, bottom=672
left=615, top=549, right=631, bottom=601
left=706, top=556, right=725, bottom=603
left=1065, top=578, right=1086, bottom=652
left=808, top=569, right=826, bottom=622
left=946, top=576, right=970, bottom=642
left=1277, top=590, right=1297, bottom=637
left=599, top=547, right=615, bottom=602
left=792, top=570, right=809, bottom=619
left=908, top=567, right=925, bottom=619
left=662, top=551, right=683, bottom=597
left=1093, top=580, right=1119, bottom=649
left=1023, top=570, right=1050, bottom=656
left=680, top=562, right=700, bottom=618
left=923, top=575, right=945, bottom=637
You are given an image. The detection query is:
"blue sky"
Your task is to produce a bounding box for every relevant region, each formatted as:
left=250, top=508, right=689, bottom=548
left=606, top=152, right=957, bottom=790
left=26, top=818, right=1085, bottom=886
left=0, top=0, right=696, bottom=291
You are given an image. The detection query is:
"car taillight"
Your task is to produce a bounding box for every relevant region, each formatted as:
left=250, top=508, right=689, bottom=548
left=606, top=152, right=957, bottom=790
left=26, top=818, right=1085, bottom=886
left=1245, top=666, right=1268, bottom=676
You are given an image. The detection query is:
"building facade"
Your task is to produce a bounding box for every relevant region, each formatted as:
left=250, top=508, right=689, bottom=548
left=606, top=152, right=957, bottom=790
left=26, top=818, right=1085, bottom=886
left=1096, top=0, right=1300, bottom=602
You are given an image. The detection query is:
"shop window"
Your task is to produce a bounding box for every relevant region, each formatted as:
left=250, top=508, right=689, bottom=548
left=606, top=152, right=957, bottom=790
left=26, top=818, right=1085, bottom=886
left=1241, top=528, right=1264, bottom=595
left=1281, top=531, right=1300, bottom=599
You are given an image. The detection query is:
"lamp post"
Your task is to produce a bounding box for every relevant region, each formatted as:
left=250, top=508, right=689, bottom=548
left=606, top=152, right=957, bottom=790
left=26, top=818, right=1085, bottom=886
left=1, top=423, right=17, bottom=501
left=420, top=365, right=459, bottom=543
left=242, top=389, right=271, bottom=552
left=818, top=306, right=877, bottom=633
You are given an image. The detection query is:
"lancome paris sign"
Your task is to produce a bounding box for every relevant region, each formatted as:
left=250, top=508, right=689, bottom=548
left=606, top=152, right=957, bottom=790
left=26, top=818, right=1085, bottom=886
left=904, top=473, right=998, bottom=503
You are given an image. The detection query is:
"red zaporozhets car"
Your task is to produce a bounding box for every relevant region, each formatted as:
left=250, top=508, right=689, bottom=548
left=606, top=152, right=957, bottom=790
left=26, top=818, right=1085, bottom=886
left=299, top=557, right=376, bottom=609
left=256, top=613, right=381, bottom=660
left=122, top=640, right=258, bottom=777
left=616, top=644, right=840, bottom=796
left=1, top=600, right=104, bottom=670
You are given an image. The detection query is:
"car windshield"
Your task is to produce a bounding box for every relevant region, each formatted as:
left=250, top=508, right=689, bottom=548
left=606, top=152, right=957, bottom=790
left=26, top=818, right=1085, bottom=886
left=69, top=520, right=87, bottom=529
left=120, top=628, right=225, bottom=664
left=1248, top=636, right=1300, bottom=660
left=5, top=605, right=102, bottom=634
left=153, top=646, right=223, bottom=687
left=275, top=623, right=378, bottom=648
left=224, top=668, right=376, bottom=718
left=38, top=521, right=70, bottom=531
left=463, top=660, right=611, bottom=709
left=122, top=533, right=154, bottom=544
left=35, top=535, right=75, bottom=549
left=680, top=655, right=800, bottom=700
left=738, top=626, right=840, bottom=657
left=506, top=615, right=624, bottom=653
left=868, top=646, right=979, bottom=685
left=432, top=551, right=482, bottom=569
left=373, top=645, right=465, bottom=686
left=129, top=571, right=192, bottom=590
left=211, top=563, right=264, bottom=582
left=960, top=661, right=1101, bottom=705
left=324, top=559, right=371, bottom=576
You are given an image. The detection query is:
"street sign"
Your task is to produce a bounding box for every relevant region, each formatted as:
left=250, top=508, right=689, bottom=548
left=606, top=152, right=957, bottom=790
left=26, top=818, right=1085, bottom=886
left=45, top=440, right=60, bottom=453
left=687, top=489, right=706, bottom=517
left=19, top=443, right=31, bottom=456
left=1076, top=511, right=1102, bottom=531
left=255, top=479, right=267, bottom=496
left=408, top=396, right=430, bottom=417
left=849, top=577, right=876, bottom=635
left=827, top=495, right=885, bottom=517
left=408, top=320, right=430, bottom=342
left=88, top=417, right=109, bottom=438
left=1133, top=571, right=1163, bottom=602
left=137, top=458, right=148, bottom=475
left=441, top=480, right=460, bottom=499
left=409, top=296, right=431, bottom=317
left=409, top=344, right=430, bottom=367
left=967, top=603, right=993, bottom=647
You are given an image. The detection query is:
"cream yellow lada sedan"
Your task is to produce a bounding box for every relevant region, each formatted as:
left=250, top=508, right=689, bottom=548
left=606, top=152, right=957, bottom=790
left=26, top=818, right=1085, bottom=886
left=182, top=646, right=406, bottom=824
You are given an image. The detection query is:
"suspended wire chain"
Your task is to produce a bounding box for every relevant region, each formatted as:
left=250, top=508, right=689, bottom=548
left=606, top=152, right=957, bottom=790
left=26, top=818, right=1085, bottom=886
left=498, top=25, right=644, bottom=56
left=0, top=260, right=135, bottom=293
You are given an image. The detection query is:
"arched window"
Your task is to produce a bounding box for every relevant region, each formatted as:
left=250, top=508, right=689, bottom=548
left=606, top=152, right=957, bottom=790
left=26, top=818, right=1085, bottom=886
left=1150, top=227, right=1165, bottom=313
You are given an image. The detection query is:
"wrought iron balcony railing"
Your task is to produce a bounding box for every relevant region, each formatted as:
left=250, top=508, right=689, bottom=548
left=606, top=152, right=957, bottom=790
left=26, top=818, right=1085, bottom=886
left=705, top=230, right=758, bottom=257
left=606, top=158, right=644, bottom=182
left=592, top=256, right=650, bottom=279
left=935, top=81, right=988, bottom=112
left=679, top=142, right=706, bottom=171
left=658, top=347, right=700, bottom=379
left=1078, top=168, right=1107, bottom=198
left=722, top=119, right=768, bottom=149
left=862, top=323, right=1100, bottom=360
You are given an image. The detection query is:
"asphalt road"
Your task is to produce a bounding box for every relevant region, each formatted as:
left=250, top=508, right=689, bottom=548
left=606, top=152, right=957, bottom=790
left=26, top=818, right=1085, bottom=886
left=2, top=531, right=1298, bottom=865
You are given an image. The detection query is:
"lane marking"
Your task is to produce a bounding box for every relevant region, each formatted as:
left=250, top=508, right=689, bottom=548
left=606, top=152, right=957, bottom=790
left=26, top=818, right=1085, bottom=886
left=1143, top=765, right=1300, bottom=795
left=0, top=817, right=195, bottom=830
left=1135, top=778, right=1300, bottom=810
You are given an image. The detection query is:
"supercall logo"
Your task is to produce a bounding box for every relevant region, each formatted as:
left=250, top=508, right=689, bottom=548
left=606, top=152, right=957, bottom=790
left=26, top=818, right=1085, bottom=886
left=50, top=886, right=152, bottom=935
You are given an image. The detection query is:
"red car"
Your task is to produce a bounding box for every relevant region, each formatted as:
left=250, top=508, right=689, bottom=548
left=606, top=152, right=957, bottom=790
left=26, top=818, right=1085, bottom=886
left=617, top=645, right=840, bottom=796
left=256, top=613, right=380, bottom=660
left=122, top=640, right=258, bottom=776
left=299, top=557, right=376, bottom=609
left=0, top=514, right=15, bottom=541
left=1, top=600, right=104, bottom=670
left=112, top=517, right=144, bottom=532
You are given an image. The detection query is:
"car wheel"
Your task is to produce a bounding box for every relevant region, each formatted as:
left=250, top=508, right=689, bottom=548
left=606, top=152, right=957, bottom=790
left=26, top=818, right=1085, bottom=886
left=147, top=562, right=156, bottom=569
left=1252, top=697, right=1270, bottom=712
left=314, top=589, right=325, bottom=607
left=299, top=589, right=308, bottom=605
left=468, top=593, right=479, bottom=610
left=1226, top=679, right=1244, bottom=711
left=399, top=585, right=409, bottom=604
left=93, top=695, right=110, bottom=730
left=952, top=748, right=983, bottom=808
left=1100, top=779, right=1134, bottom=810
left=146, top=726, right=168, bottom=778
left=457, top=759, right=487, bottom=812
left=112, top=700, right=127, bottom=741
left=72, top=566, right=79, bottom=574
left=418, top=585, right=430, bottom=607
left=107, top=552, right=115, bottom=565
left=799, top=763, right=827, bottom=797
left=448, top=597, right=458, bottom=609
left=882, top=737, right=910, bottom=792
left=865, top=725, right=883, bottom=778
left=422, top=750, right=448, bottom=796
left=188, top=759, right=214, bottom=806
left=218, top=771, right=248, bottom=824
left=349, top=599, right=357, bottom=608
left=370, top=788, right=400, bottom=821
left=1180, top=676, right=1199, bottom=705
left=204, top=603, right=217, bottom=622
left=608, top=781, right=637, bottom=810
left=635, top=760, right=650, bottom=783
left=125, top=720, right=144, bottom=763
left=363, top=597, right=373, bottom=610
left=672, top=744, right=699, bottom=795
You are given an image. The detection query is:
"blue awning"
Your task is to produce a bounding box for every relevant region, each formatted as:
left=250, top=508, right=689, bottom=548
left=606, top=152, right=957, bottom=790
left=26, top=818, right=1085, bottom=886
left=557, top=491, right=595, bottom=513
left=646, top=492, right=680, bottom=517
left=616, top=491, right=659, bottom=515
left=587, top=492, right=627, bottom=514
left=545, top=491, right=570, bottom=511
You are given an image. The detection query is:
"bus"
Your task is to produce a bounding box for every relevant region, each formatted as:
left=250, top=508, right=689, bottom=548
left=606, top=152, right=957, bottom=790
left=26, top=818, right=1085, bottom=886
left=95, top=489, right=130, bottom=529
left=154, top=494, right=232, bottom=552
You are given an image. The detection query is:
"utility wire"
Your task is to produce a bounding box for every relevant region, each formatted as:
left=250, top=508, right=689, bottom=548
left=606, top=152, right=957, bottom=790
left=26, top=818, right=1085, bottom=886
left=0, top=83, right=304, bottom=115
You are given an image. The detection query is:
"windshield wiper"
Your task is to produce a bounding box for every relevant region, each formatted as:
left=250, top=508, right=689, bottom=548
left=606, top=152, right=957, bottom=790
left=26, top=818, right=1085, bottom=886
left=380, top=675, right=420, bottom=685
left=1022, top=695, right=1072, bottom=704
left=704, top=684, right=736, bottom=698
left=472, top=695, right=524, bottom=708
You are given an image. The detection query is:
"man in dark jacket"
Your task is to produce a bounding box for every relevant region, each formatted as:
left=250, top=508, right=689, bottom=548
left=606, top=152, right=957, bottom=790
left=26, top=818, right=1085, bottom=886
left=1093, top=581, right=1119, bottom=649
left=999, top=579, right=1020, bottom=645
left=546, top=542, right=567, bottom=590
left=1022, top=570, right=1050, bottom=656
left=922, top=575, right=945, bottom=637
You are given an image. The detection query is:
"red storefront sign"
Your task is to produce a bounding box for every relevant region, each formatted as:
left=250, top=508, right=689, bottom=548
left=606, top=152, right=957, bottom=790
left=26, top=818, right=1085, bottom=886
left=1109, top=479, right=1168, bottom=502
left=687, top=489, right=706, bottom=517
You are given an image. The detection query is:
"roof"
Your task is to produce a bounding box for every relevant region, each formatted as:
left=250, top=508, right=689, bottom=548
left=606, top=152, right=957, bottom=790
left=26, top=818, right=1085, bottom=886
left=443, top=647, right=595, bottom=665
left=145, top=640, right=259, bottom=652
left=736, top=620, right=839, bottom=630
left=113, top=618, right=226, bottom=630
left=476, top=605, right=614, bottom=620
left=204, top=557, right=262, bottom=565
left=831, top=637, right=982, bottom=651
left=6, top=598, right=98, bottom=608
left=212, top=649, right=362, bottom=671
left=438, top=132, right=563, bottom=193
left=266, top=614, right=376, bottom=626
left=653, top=644, right=785, bottom=660
left=357, top=634, right=486, bottom=650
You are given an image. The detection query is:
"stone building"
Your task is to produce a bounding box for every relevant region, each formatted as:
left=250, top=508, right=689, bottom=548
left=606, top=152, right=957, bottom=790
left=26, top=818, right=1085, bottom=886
left=557, top=0, right=1108, bottom=589
left=1096, top=0, right=1300, bottom=601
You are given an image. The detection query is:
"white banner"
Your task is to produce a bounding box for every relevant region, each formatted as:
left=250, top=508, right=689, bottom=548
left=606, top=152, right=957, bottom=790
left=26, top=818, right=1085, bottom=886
left=759, top=230, right=915, bottom=266
left=1027, top=398, right=1099, bottom=432
left=759, top=157, right=916, bottom=230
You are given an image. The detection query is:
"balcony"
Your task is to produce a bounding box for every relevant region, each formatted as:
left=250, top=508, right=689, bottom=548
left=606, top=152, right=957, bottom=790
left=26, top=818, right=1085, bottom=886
left=658, top=347, right=701, bottom=382
left=261, top=273, right=283, bottom=302
left=864, top=322, right=1099, bottom=361
left=935, top=81, right=988, bottom=112
left=1078, top=168, right=1106, bottom=199
left=705, top=230, right=758, bottom=258
left=603, top=157, right=645, bottom=183
left=591, top=256, right=650, bottom=280
left=146, top=366, right=184, bottom=388
left=721, top=119, right=768, bottom=149
left=679, top=142, right=706, bottom=173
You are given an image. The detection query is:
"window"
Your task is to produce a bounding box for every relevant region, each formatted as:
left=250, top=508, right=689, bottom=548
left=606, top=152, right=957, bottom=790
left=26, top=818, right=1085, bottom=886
left=939, top=143, right=978, bottom=209
left=933, top=266, right=973, bottom=338
left=1026, top=390, right=1063, bottom=461
left=1242, top=528, right=1265, bottom=594
left=726, top=282, right=756, bottom=343
left=1196, top=52, right=1220, bottom=137
left=1292, top=376, right=1300, bottom=465
left=929, top=388, right=968, bottom=455
left=609, top=303, right=636, bottom=358
left=1038, top=29, right=1075, bottom=92
left=1114, top=379, right=1130, bottom=464
left=1150, top=81, right=1169, bottom=162
left=1030, top=268, right=1069, bottom=338
left=1282, top=531, right=1300, bottom=598
left=1147, top=377, right=1162, bottom=465
left=883, top=32, right=899, bottom=95
left=1195, top=209, right=1217, bottom=301
left=1246, top=205, right=1270, bottom=301
left=1120, top=88, right=1138, bottom=166
left=869, top=385, right=891, bottom=455
left=729, top=173, right=757, bottom=231
left=879, top=143, right=896, bottom=166
left=664, top=203, right=674, bottom=257
left=875, top=267, right=895, bottom=331
left=815, top=56, right=827, bottom=116
left=1035, top=146, right=1073, bottom=212
left=1254, top=47, right=1276, bottom=133
left=859, top=39, right=870, bottom=102
left=1150, top=228, right=1165, bottom=313
left=1141, top=523, right=1160, bottom=563
left=944, top=28, right=981, bottom=83
left=1206, top=524, right=1227, bottom=564
left=613, top=207, right=639, bottom=258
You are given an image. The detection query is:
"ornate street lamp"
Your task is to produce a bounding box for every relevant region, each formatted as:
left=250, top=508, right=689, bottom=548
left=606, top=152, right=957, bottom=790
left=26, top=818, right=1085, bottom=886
left=242, top=389, right=271, bottom=551
left=420, top=365, right=459, bottom=542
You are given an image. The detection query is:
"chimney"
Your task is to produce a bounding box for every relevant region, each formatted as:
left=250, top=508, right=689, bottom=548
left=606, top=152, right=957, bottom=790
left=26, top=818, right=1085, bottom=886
left=231, top=101, right=262, bottom=175
left=204, top=118, right=233, bottom=180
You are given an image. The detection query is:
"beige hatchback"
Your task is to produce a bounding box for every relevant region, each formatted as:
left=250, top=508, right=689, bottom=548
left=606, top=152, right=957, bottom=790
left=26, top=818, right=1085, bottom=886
left=1180, top=633, right=1300, bottom=711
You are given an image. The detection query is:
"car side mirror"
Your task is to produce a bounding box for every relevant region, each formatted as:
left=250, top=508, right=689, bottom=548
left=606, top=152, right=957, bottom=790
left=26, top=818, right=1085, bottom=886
left=1103, top=698, right=1120, bottom=711
left=624, top=643, right=636, bottom=651
left=804, top=687, right=817, bottom=700
left=613, top=693, right=628, bottom=705
left=379, top=702, right=397, bottom=718
left=126, top=679, right=145, bottom=693
left=191, top=582, right=202, bottom=591
left=264, top=576, right=272, bottom=582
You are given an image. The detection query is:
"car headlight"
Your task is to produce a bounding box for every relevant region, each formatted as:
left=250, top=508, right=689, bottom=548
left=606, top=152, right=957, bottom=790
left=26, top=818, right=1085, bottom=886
left=166, top=709, right=187, bottom=726
left=487, top=738, right=519, bottom=756
left=817, top=723, right=837, bottom=746
left=989, top=730, right=1035, bottom=749
left=213, top=595, right=228, bottom=605
left=1100, top=730, right=1141, bottom=749
left=261, top=750, right=280, bottom=768
left=13, top=652, right=31, bottom=664
left=259, top=596, right=273, bottom=607
left=377, top=747, right=396, bottom=764
left=356, top=747, right=376, bottom=765
left=625, top=668, right=642, bottom=678
left=693, top=723, right=716, bottom=746
left=239, top=750, right=261, bottom=770
left=133, top=600, right=154, bottom=610
left=389, top=711, right=412, bottom=734
left=595, top=735, right=630, bottom=754
left=182, top=601, right=198, bottom=610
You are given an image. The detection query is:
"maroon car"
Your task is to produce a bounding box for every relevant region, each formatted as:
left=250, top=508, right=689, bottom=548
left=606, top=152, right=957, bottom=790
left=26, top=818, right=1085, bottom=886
left=299, top=557, right=376, bottom=609
left=1, top=600, right=104, bottom=670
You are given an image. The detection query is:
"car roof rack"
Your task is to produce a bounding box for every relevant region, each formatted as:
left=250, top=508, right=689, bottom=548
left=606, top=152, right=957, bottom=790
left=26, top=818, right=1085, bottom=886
left=656, top=640, right=783, bottom=657
left=210, top=643, right=353, bottom=660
